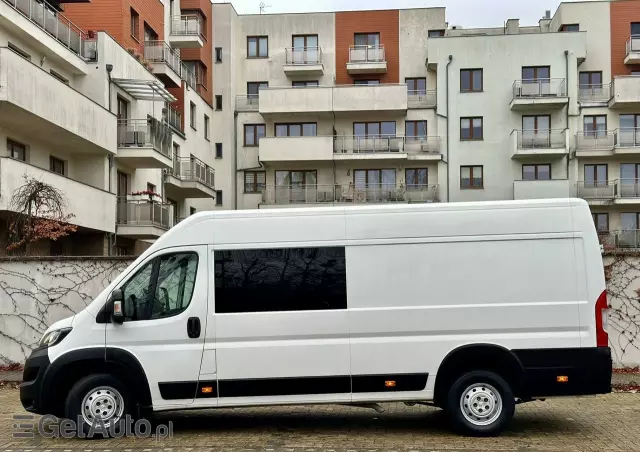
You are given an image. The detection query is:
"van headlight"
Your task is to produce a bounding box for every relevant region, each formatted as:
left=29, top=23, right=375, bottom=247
left=38, top=328, right=72, bottom=348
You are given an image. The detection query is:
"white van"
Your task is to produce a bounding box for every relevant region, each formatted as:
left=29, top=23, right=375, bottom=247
left=20, top=199, right=612, bottom=436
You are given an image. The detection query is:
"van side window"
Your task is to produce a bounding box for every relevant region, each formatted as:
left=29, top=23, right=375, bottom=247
left=121, top=253, right=198, bottom=321
left=214, top=247, right=346, bottom=313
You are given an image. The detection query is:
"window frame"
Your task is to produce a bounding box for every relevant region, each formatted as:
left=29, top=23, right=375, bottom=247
left=584, top=164, right=608, bottom=186
left=405, top=120, right=427, bottom=139
left=292, top=80, right=319, bottom=87
left=274, top=123, right=317, bottom=137
left=405, top=77, right=427, bottom=94
left=8, top=42, right=31, bottom=61
left=460, top=117, right=483, bottom=140
left=247, top=36, right=269, bottom=58
left=275, top=170, right=318, bottom=187
left=143, top=22, right=158, bottom=43
left=354, top=32, right=380, bottom=47
left=130, top=8, right=140, bottom=41
left=244, top=124, right=266, bottom=147
left=215, top=142, right=223, bottom=158
left=405, top=168, right=428, bottom=189
left=583, top=115, right=607, bottom=136
left=560, top=24, right=579, bottom=32
left=522, top=164, right=552, bottom=181
left=353, top=79, right=381, bottom=86
left=189, top=101, right=196, bottom=130
left=292, top=34, right=319, bottom=49
left=631, top=22, right=640, bottom=36
left=50, top=69, right=69, bottom=85
left=460, top=69, right=483, bottom=92
left=204, top=114, right=210, bottom=140
left=428, top=29, right=445, bottom=37
left=215, top=95, right=223, bottom=111
left=592, top=213, right=609, bottom=233
left=215, top=47, right=223, bottom=63
left=522, top=66, right=550, bottom=81
left=460, top=165, right=484, bottom=189
left=522, top=114, right=551, bottom=131
left=579, top=71, right=603, bottom=88
left=244, top=171, right=266, bottom=193
left=8, top=139, right=26, bottom=161
left=353, top=169, right=396, bottom=187
left=353, top=121, right=397, bottom=138
left=49, top=156, right=65, bottom=175
left=216, top=190, right=223, bottom=206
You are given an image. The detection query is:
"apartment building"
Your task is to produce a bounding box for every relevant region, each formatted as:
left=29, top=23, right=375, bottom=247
left=0, top=0, right=216, bottom=256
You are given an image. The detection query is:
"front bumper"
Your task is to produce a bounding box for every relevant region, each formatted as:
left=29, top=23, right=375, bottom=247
left=19, top=347, right=51, bottom=414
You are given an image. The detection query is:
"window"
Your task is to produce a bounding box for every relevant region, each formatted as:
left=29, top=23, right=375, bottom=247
left=460, top=165, right=483, bottom=189
left=428, top=29, right=445, bottom=37
left=275, top=123, right=317, bottom=137
left=622, top=213, right=640, bottom=233
left=247, top=36, right=268, bottom=58
left=633, top=71, right=640, bottom=76
left=147, top=183, right=156, bottom=193
left=144, top=22, right=158, bottom=42
left=619, top=115, right=640, bottom=147
left=215, top=47, right=223, bottom=63
left=405, top=168, right=428, bottom=189
left=292, top=81, right=319, bottom=87
left=215, top=190, right=223, bottom=206
left=522, top=164, right=551, bottom=181
left=354, top=121, right=396, bottom=137
left=130, top=8, right=139, bottom=40
left=8, top=42, right=30, bottom=61
left=522, top=115, right=550, bottom=131
left=215, top=143, right=223, bottom=158
left=354, top=33, right=380, bottom=46
left=117, top=96, right=129, bottom=120
left=204, top=115, right=210, bottom=140
left=8, top=139, right=26, bottom=161
left=189, top=102, right=196, bottom=129
left=406, top=77, right=426, bottom=94
left=215, top=247, right=346, bottom=314
left=190, top=207, right=196, bottom=215
left=632, top=23, right=640, bottom=35
left=276, top=170, right=317, bottom=186
left=584, top=164, right=608, bottom=186
left=560, top=24, right=579, bottom=32
left=592, top=213, right=609, bottom=233
left=621, top=163, right=640, bottom=182
left=182, top=9, right=206, bottom=38
left=184, top=60, right=206, bottom=86
left=354, top=79, right=380, bottom=85
left=244, top=124, right=266, bottom=146
left=583, top=115, right=607, bottom=136
left=405, top=120, right=427, bottom=138
left=215, top=95, right=222, bottom=110
left=292, top=34, right=318, bottom=49
left=50, top=241, right=64, bottom=256
left=354, top=169, right=396, bottom=187
left=460, top=117, right=483, bottom=140
left=245, top=171, right=266, bottom=193
left=247, top=82, right=268, bottom=101
left=50, top=70, right=69, bottom=85
left=579, top=71, right=603, bottom=88
left=49, top=156, right=64, bottom=175
left=120, top=253, right=198, bottom=322
left=460, top=69, right=483, bottom=92
left=522, top=66, right=550, bottom=80
left=292, top=35, right=319, bottom=64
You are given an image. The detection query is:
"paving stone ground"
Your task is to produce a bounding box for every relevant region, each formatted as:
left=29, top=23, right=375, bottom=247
left=0, top=387, right=639, bottom=452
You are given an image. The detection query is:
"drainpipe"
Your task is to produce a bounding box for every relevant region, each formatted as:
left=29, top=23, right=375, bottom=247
left=565, top=50, right=570, bottom=180
left=444, top=55, right=453, bottom=202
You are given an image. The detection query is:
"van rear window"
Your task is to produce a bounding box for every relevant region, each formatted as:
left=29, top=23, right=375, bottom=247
left=214, top=247, right=347, bottom=313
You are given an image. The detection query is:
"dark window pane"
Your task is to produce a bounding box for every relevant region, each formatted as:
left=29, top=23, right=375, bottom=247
left=579, top=72, right=589, bottom=86
left=538, top=165, right=551, bottom=180
left=276, top=124, right=288, bottom=137
left=248, top=38, right=257, bottom=57
left=522, top=165, right=535, bottom=181
left=256, top=125, right=266, bottom=139
left=381, top=121, right=396, bottom=136
left=632, top=23, right=640, bottom=35
left=461, top=70, right=470, bottom=91
left=473, top=70, right=482, bottom=90
left=354, top=123, right=366, bottom=136
left=302, top=123, right=317, bottom=136
left=522, top=67, right=535, bottom=79
left=289, top=124, right=302, bottom=137
left=214, top=247, right=347, bottom=313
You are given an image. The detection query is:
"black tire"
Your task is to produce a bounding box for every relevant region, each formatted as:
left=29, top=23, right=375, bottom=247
left=64, top=373, right=132, bottom=439
left=444, top=370, right=515, bottom=437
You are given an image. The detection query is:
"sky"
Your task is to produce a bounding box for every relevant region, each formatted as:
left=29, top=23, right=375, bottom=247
left=211, top=0, right=597, bottom=28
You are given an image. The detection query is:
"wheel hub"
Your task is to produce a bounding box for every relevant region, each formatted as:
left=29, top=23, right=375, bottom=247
left=460, top=383, right=502, bottom=426
left=81, top=386, right=124, bottom=428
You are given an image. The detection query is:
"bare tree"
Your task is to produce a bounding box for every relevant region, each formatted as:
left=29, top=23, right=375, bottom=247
left=6, top=176, right=77, bottom=252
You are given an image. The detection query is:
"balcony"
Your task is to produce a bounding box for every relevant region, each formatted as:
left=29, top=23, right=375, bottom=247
left=599, top=230, right=640, bottom=251
left=347, top=45, right=387, bottom=74
left=116, top=198, right=173, bottom=239
left=626, top=36, right=640, bottom=65
left=577, top=182, right=615, bottom=205
left=333, top=84, right=407, bottom=114
left=167, top=106, right=182, bottom=133
left=283, top=47, right=324, bottom=76
left=116, top=119, right=172, bottom=169
left=609, top=76, right=640, bottom=108
left=332, top=136, right=442, bottom=161
left=260, top=184, right=439, bottom=207
left=168, top=15, right=204, bottom=48
left=236, top=95, right=260, bottom=112
left=259, top=136, right=334, bottom=163
left=616, top=128, right=640, bottom=154
left=578, top=84, right=611, bottom=105
left=513, top=179, right=570, bottom=200
left=511, top=129, right=568, bottom=159
left=510, top=79, right=568, bottom=110
left=0, top=157, right=116, bottom=233
left=575, top=131, right=616, bottom=156
left=615, top=179, right=640, bottom=204
left=258, top=88, right=333, bottom=115
left=408, top=90, right=437, bottom=109
left=144, top=41, right=182, bottom=88
left=165, top=156, right=215, bottom=199
left=0, top=47, right=115, bottom=154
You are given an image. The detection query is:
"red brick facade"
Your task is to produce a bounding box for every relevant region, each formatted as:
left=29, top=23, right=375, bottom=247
left=610, top=0, right=640, bottom=76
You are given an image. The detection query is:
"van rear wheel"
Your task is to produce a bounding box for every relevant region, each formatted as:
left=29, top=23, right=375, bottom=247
left=445, top=370, right=515, bottom=436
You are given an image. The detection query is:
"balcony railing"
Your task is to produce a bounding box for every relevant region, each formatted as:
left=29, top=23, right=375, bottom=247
left=599, top=230, right=640, bottom=251
left=333, top=136, right=441, bottom=155
left=575, top=131, right=616, bottom=150
left=512, top=78, right=567, bottom=99
left=617, top=179, right=640, bottom=199
left=144, top=40, right=182, bottom=76
left=3, top=0, right=96, bottom=60
left=617, top=128, right=640, bottom=147
left=407, top=90, right=437, bottom=108
left=576, top=181, right=616, bottom=200
left=514, top=129, right=566, bottom=149
left=169, top=156, right=215, bottom=189
left=170, top=15, right=202, bottom=36
left=578, top=84, right=611, bottom=103
left=261, top=184, right=439, bottom=205
left=167, top=106, right=182, bottom=132
left=116, top=197, right=173, bottom=230
left=236, top=95, right=260, bottom=111
left=349, top=45, right=385, bottom=63
left=285, top=47, right=322, bottom=65
left=627, top=35, right=640, bottom=56
left=181, top=63, right=196, bottom=89
left=117, top=118, right=172, bottom=158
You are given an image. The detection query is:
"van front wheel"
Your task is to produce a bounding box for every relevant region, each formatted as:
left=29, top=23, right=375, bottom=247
left=445, top=370, right=515, bottom=436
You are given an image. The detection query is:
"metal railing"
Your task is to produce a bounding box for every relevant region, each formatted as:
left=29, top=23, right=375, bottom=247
left=514, top=129, right=566, bottom=149
left=169, top=156, right=214, bottom=189
left=181, top=62, right=196, bottom=89
left=236, top=95, right=260, bottom=111
left=576, top=181, right=616, bottom=200
left=578, top=84, right=611, bottom=103
left=169, top=15, right=202, bottom=36
left=333, top=136, right=441, bottom=155
left=575, top=131, right=616, bottom=150
left=261, top=184, right=439, bottom=205
left=617, top=179, right=640, bottom=199
left=117, top=118, right=172, bottom=158
left=348, top=45, right=386, bottom=63
left=599, top=230, right=640, bottom=250
left=167, top=106, right=182, bottom=132
left=116, top=197, right=173, bottom=230
left=512, top=78, right=567, bottom=99
left=285, top=47, right=322, bottom=65
left=627, top=35, right=640, bottom=56
left=3, top=0, right=96, bottom=60
left=408, top=90, right=437, bottom=108
left=144, top=40, right=182, bottom=76
left=617, top=128, right=640, bottom=148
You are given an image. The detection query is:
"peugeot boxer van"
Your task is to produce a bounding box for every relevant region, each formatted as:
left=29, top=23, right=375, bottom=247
left=20, top=199, right=612, bottom=436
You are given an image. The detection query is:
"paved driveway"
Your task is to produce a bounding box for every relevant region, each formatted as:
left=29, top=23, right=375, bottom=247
left=0, top=388, right=638, bottom=452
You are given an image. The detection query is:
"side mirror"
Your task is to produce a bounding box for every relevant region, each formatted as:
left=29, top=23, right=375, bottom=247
left=109, top=289, right=125, bottom=324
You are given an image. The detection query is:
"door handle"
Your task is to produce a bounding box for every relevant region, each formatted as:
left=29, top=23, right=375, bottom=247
left=187, top=317, right=201, bottom=339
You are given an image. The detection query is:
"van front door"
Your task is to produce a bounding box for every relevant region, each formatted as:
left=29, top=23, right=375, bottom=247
left=106, top=246, right=208, bottom=409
